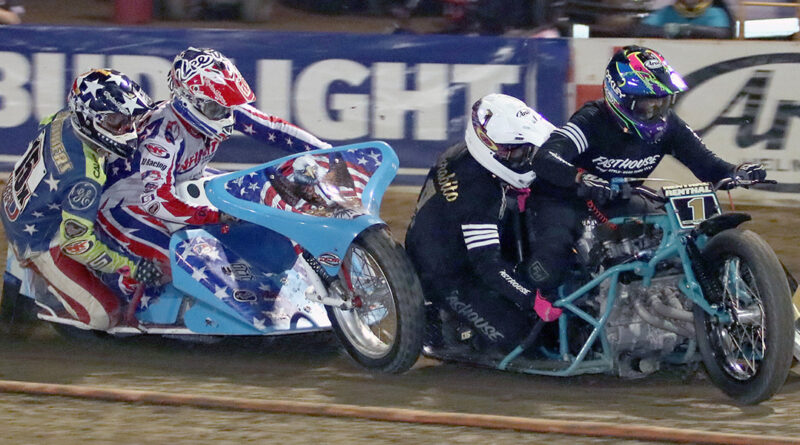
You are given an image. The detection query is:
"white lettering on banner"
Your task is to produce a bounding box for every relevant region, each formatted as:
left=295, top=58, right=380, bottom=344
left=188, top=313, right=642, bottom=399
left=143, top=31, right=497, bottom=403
left=452, top=64, right=520, bottom=118
left=109, top=55, right=172, bottom=101
left=373, top=62, right=448, bottom=140
left=294, top=59, right=370, bottom=139
left=0, top=53, right=524, bottom=145
left=256, top=59, right=291, bottom=120
left=33, top=52, right=65, bottom=121
left=0, top=52, right=31, bottom=127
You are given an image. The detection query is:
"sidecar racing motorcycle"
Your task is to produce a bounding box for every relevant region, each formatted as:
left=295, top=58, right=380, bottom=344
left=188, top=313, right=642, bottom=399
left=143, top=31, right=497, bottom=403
left=1, top=142, right=426, bottom=374
left=424, top=177, right=794, bottom=404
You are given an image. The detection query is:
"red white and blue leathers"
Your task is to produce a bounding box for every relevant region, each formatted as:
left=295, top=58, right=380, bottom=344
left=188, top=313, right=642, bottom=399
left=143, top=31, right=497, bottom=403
left=97, top=101, right=331, bottom=267
left=2, top=111, right=142, bottom=329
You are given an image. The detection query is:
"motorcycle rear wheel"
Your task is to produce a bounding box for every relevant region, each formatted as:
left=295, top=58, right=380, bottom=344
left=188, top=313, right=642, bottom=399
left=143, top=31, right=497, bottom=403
left=326, top=226, right=425, bottom=374
left=694, top=229, right=793, bottom=405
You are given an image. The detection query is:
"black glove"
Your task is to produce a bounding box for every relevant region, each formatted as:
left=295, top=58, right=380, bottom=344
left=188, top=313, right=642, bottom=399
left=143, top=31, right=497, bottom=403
left=134, top=258, right=167, bottom=287
left=734, top=163, right=767, bottom=182
left=218, top=211, right=239, bottom=224
left=576, top=173, right=619, bottom=206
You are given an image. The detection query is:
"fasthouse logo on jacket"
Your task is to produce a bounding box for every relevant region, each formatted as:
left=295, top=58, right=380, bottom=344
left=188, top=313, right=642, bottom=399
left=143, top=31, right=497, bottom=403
left=591, top=154, right=662, bottom=174
left=499, top=269, right=531, bottom=295
left=446, top=294, right=505, bottom=342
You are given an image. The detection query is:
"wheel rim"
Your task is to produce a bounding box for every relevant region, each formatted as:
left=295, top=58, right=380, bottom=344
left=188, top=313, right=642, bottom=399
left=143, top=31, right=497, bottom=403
left=331, top=244, right=397, bottom=359
left=709, top=257, right=766, bottom=380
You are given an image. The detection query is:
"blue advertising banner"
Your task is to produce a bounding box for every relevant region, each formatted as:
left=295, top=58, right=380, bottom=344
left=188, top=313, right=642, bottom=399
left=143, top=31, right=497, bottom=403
left=0, top=26, right=569, bottom=185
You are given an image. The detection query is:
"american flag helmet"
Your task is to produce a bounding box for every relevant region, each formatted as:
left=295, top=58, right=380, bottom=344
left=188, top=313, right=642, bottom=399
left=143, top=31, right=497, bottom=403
left=68, top=68, right=153, bottom=158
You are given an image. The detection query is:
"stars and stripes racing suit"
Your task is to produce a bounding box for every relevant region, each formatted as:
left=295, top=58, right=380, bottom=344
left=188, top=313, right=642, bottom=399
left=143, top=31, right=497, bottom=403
left=96, top=102, right=331, bottom=276
left=1, top=111, right=142, bottom=329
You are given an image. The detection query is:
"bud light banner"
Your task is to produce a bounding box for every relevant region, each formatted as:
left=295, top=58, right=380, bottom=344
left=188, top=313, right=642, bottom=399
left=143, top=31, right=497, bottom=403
left=0, top=26, right=570, bottom=185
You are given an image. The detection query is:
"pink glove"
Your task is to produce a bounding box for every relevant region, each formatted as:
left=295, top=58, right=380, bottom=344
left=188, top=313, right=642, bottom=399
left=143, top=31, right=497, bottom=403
left=534, top=289, right=562, bottom=322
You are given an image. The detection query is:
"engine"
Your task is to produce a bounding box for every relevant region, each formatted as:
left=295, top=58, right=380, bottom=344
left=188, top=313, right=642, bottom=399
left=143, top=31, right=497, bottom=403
left=575, top=218, right=663, bottom=269
left=573, top=218, right=697, bottom=378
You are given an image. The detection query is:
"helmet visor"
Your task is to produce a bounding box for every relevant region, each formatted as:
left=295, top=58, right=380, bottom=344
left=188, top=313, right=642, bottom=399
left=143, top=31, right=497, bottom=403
left=97, top=112, right=137, bottom=136
left=496, top=143, right=535, bottom=171
left=197, top=98, right=232, bottom=121
left=630, top=96, right=672, bottom=123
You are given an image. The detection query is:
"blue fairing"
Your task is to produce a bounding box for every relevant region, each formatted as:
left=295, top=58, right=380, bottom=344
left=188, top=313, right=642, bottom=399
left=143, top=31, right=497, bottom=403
left=5, top=142, right=399, bottom=337
left=168, top=223, right=331, bottom=334
left=205, top=141, right=398, bottom=276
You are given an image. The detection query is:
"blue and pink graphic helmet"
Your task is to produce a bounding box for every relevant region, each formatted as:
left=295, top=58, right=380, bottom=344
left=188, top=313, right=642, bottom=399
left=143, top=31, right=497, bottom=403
left=603, top=46, right=688, bottom=143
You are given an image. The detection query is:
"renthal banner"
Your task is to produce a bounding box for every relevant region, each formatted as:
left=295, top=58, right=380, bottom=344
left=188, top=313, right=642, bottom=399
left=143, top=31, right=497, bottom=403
left=0, top=26, right=569, bottom=185
left=572, top=38, right=800, bottom=205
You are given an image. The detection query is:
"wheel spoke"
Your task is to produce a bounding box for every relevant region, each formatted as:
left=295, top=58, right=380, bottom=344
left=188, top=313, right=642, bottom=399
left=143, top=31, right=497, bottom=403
left=332, top=242, right=398, bottom=360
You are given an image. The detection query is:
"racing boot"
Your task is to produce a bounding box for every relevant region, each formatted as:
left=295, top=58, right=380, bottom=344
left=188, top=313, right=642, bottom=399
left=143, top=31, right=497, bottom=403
left=422, top=308, right=476, bottom=359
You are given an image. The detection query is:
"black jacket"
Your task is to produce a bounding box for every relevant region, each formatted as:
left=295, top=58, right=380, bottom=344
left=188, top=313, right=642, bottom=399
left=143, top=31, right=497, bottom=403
left=405, top=143, right=535, bottom=310
left=531, top=100, right=736, bottom=190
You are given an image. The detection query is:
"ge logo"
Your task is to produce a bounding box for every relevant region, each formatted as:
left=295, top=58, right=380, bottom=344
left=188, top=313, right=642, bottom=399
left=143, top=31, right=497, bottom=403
left=67, top=181, right=98, bottom=211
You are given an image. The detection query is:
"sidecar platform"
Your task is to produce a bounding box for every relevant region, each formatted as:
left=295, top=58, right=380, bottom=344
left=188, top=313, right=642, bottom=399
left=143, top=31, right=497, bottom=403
left=422, top=345, right=612, bottom=375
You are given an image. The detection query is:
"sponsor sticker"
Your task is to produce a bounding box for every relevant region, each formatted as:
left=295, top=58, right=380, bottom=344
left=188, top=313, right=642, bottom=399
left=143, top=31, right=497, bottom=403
left=146, top=202, right=161, bottom=215
left=662, top=182, right=714, bottom=197
left=222, top=263, right=254, bottom=280
left=63, top=219, right=88, bottom=238
left=62, top=239, right=93, bottom=255
left=142, top=158, right=168, bottom=170
left=145, top=143, right=170, bottom=158
left=644, top=58, right=663, bottom=70
left=88, top=253, right=114, bottom=270
left=318, top=253, right=341, bottom=267
left=233, top=289, right=257, bottom=303
left=67, top=182, right=98, bottom=211
left=142, top=170, right=162, bottom=181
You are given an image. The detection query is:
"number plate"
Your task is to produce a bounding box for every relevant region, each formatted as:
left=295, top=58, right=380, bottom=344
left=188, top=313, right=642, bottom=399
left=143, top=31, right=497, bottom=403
left=9, top=132, right=47, bottom=218
left=662, top=183, right=721, bottom=228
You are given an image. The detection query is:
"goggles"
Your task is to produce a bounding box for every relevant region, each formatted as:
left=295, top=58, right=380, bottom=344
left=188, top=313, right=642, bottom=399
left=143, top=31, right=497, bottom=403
left=630, top=96, right=673, bottom=123
left=195, top=98, right=232, bottom=120
left=97, top=112, right=138, bottom=136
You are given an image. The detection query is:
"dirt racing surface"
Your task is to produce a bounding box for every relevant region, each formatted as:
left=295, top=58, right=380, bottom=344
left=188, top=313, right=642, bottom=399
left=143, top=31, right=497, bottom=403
left=3, top=2, right=800, bottom=443
left=2, top=189, right=800, bottom=444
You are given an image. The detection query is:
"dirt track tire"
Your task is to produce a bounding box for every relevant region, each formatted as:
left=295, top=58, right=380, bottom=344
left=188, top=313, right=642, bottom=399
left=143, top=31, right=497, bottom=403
left=326, top=226, right=425, bottom=374
left=694, top=229, right=794, bottom=405
left=0, top=279, right=38, bottom=338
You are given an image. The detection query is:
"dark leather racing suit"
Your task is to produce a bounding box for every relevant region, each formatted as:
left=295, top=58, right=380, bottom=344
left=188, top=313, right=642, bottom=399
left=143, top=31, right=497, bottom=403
left=405, top=143, right=538, bottom=352
left=524, top=100, right=737, bottom=293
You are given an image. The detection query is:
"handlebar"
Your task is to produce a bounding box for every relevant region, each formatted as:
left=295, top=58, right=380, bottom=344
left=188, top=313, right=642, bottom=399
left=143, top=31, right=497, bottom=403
left=714, top=177, right=777, bottom=191
left=610, top=177, right=777, bottom=204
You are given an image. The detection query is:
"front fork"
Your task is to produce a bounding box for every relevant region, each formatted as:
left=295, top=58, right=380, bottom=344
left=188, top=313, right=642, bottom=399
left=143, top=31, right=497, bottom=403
left=682, top=234, right=732, bottom=324
left=300, top=250, right=355, bottom=310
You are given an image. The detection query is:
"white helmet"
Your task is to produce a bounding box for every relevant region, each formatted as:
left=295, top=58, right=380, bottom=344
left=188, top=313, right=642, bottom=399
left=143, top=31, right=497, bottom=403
left=464, top=94, right=555, bottom=189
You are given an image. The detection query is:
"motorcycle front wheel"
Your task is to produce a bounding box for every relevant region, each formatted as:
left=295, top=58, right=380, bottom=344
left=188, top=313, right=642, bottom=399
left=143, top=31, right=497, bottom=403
left=694, top=228, right=794, bottom=405
left=326, top=226, right=425, bottom=374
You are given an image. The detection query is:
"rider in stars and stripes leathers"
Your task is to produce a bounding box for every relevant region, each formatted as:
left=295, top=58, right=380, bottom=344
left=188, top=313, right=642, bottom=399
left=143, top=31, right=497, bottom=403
left=0, top=69, right=163, bottom=330
left=96, top=47, right=331, bottom=297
